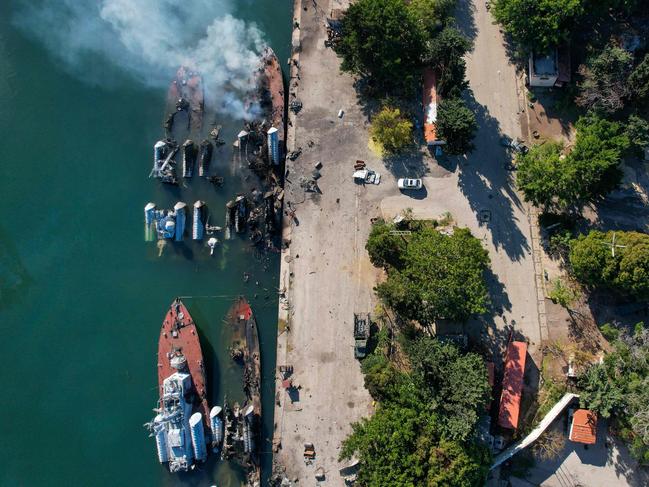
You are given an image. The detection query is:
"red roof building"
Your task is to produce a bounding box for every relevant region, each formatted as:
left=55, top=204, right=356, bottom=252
left=498, top=341, right=527, bottom=430
left=570, top=409, right=597, bottom=444
left=423, top=69, right=444, bottom=146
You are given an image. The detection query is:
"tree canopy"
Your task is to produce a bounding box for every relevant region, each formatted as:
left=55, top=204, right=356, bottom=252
left=626, top=115, right=649, bottom=156
left=569, top=230, right=649, bottom=301
left=368, top=223, right=490, bottom=323
left=491, top=0, right=585, bottom=52
left=576, top=43, right=633, bottom=114
left=341, top=337, right=491, bottom=485
left=516, top=116, right=629, bottom=211
left=425, top=26, right=472, bottom=98
left=370, top=107, right=414, bottom=153
left=335, top=0, right=425, bottom=93
left=437, top=98, right=477, bottom=155
left=578, top=327, right=649, bottom=463
left=407, top=338, right=492, bottom=440
left=629, top=53, right=649, bottom=105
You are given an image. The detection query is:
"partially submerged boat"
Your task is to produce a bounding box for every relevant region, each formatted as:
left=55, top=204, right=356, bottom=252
left=228, top=297, right=262, bottom=486
left=193, top=200, right=205, bottom=241
left=145, top=202, right=186, bottom=241
left=258, top=47, right=286, bottom=164
left=151, top=140, right=178, bottom=183
left=182, top=139, right=196, bottom=178
left=199, top=139, right=213, bottom=177
left=145, top=299, right=211, bottom=472
left=168, top=66, right=204, bottom=133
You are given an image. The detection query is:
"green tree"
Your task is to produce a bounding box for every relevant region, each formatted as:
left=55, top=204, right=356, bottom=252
left=375, top=226, right=490, bottom=323
left=491, top=0, right=585, bottom=51
left=340, top=404, right=434, bottom=486
left=516, top=116, right=629, bottom=211
left=625, top=114, right=649, bottom=156
left=577, top=329, right=649, bottom=462
left=436, top=98, right=477, bottom=154
left=370, top=106, right=414, bottom=153
left=569, top=230, right=649, bottom=300
left=629, top=53, right=649, bottom=103
left=426, top=439, right=491, bottom=487
left=576, top=43, right=633, bottom=114
left=516, top=142, right=566, bottom=209
left=366, top=219, right=407, bottom=267
left=341, top=337, right=491, bottom=486
left=335, top=0, right=424, bottom=93
left=425, top=26, right=472, bottom=98
left=578, top=361, right=625, bottom=418
left=408, top=338, right=491, bottom=440
left=408, top=0, right=456, bottom=37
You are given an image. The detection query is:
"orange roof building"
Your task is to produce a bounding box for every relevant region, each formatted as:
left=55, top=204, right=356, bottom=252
left=497, top=341, right=527, bottom=430
left=570, top=409, right=597, bottom=444
left=423, top=69, right=445, bottom=147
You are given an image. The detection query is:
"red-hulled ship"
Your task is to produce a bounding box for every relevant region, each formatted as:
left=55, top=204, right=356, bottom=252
left=158, top=298, right=210, bottom=422
left=259, top=47, right=286, bottom=151
left=147, top=298, right=211, bottom=472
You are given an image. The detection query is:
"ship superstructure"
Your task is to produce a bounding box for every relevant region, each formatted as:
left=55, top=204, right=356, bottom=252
left=144, top=202, right=186, bottom=241
left=146, top=299, right=211, bottom=472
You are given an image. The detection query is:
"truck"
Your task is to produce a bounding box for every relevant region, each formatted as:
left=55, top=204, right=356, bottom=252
left=353, top=313, right=371, bottom=359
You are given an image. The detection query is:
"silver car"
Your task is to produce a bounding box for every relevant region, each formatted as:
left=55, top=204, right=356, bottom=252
left=397, top=178, right=423, bottom=190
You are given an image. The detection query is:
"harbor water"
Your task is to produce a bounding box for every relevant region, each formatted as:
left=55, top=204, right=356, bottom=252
left=0, top=1, right=291, bottom=485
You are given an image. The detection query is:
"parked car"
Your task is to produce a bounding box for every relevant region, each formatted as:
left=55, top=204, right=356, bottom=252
left=397, top=178, right=423, bottom=190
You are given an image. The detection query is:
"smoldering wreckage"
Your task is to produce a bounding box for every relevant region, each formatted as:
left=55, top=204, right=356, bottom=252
left=144, top=48, right=286, bottom=258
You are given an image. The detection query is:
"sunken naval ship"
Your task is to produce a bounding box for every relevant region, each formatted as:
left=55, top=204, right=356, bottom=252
left=258, top=47, right=285, bottom=164
left=167, top=66, right=204, bottom=134
left=145, top=299, right=215, bottom=472
left=223, top=297, right=262, bottom=486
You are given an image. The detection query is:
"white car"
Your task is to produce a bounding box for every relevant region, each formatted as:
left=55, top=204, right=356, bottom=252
left=397, top=178, right=423, bottom=190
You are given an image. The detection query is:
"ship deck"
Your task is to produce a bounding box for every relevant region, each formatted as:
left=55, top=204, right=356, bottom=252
left=262, top=48, right=285, bottom=145
left=158, top=299, right=211, bottom=429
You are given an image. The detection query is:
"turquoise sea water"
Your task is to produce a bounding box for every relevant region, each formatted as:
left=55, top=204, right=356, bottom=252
left=0, top=2, right=291, bottom=485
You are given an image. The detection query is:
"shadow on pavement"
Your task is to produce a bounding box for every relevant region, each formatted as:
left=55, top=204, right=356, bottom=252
left=453, top=89, right=531, bottom=262
left=382, top=148, right=428, bottom=178
left=398, top=186, right=428, bottom=200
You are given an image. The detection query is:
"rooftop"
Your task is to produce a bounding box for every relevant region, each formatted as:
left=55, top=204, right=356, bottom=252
left=570, top=409, right=597, bottom=444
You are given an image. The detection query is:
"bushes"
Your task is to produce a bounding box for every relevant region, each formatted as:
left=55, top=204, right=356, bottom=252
left=569, top=230, right=649, bottom=301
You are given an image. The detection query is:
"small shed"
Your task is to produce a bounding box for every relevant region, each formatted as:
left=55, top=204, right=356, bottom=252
left=569, top=409, right=597, bottom=444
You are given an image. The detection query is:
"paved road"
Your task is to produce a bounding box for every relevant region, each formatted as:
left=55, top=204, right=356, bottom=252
left=273, top=0, right=543, bottom=485
left=381, top=0, right=542, bottom=357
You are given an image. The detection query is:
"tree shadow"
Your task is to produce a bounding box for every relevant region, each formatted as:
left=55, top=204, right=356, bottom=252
left=454, top=0, right=478, bottom=44
left=456, top=89, right=531, bottom=261
left=382, top=147, right=428, bottom=179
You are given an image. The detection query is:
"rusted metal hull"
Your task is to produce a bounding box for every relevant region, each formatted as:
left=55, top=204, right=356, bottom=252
left=158, top=298, right=210, bottom=430
left=168, top=66, right=204, bottom=132
left=260, top=47, right=285, bottom=153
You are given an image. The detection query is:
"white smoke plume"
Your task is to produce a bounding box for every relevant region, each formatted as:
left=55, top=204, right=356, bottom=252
left=14, top=0, right=266, bottom=119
